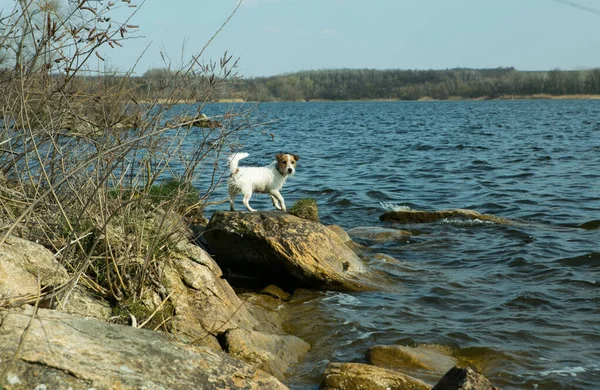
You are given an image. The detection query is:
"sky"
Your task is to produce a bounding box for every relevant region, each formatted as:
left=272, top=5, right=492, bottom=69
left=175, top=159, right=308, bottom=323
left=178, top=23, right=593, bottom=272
left=99, top=0, right=600, bottom=77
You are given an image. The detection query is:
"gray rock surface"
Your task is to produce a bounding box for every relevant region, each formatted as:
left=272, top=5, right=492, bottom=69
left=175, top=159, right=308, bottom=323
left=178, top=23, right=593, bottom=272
left=0, top=307, right=288, bottom=389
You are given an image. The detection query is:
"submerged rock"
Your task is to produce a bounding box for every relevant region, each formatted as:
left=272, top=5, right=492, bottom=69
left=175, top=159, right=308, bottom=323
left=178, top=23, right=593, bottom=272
left=347, top=226, right=412, bottom=244
left=320, top=362, right=429, bottom=390
left=579, top=219, right=600, bottom=230
left=380, top=208, right=509, bottom=224
left=368, top=344, right=457, bottom=383
left=204, top=211, right=392, bottom=291
left=0, top=307, right=287, bottom=389
left=433, top=366, right=499, bottom=390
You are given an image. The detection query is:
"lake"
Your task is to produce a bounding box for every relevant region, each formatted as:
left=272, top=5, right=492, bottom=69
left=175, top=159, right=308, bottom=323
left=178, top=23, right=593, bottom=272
left=199, top=100, right=600, bottom=389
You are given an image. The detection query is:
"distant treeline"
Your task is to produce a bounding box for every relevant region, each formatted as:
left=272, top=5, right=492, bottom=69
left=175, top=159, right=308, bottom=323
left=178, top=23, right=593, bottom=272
left=233, top=67, right=600, bottom=101
left=67, top=67, right=600, bottom=103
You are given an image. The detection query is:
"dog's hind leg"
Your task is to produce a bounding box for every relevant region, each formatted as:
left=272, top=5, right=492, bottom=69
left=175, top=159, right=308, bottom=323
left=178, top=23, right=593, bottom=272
left=242, top=192, right=257, bottom=212
left=229, top=193, right=237, bottom=211
left=270, top=194, right=282, bottom=210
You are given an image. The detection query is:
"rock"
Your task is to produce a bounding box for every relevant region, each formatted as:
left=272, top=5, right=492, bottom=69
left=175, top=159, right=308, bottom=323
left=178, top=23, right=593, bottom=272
left=204, top=211, right=392, bottom=291
left=380, top=209, right=509, bottom=224
left=347, top=226, right=412, bottom=244
left=60, top=284, right=112, bottom=321
left=222, top=328, right=311, bottom=381
left=260, top=284, right=292, bottom=301
left=0, top=307, right=287, bottom=390
left=327, top=225, right=352, bottom=244
left=320, top=362, right=429, bottom=390
left=163, top=241, right=267, bottom=349
left=433, top=366, right=499, bottom=390
left=289, top=198, right=319, bottom=222
left=0, top=235, right=68, bottom=300
left=368, top=344, right=456, bottom=380
left=579, top=220, right=600, bottom=230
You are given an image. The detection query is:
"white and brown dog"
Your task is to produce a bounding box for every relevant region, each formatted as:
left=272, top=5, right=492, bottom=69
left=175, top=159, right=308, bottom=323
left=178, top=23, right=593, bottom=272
left=228, top=152, right=299, bottom=212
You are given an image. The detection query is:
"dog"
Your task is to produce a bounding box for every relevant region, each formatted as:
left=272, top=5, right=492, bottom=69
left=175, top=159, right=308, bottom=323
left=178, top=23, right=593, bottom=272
left=228, top=152, right=299, bottom=212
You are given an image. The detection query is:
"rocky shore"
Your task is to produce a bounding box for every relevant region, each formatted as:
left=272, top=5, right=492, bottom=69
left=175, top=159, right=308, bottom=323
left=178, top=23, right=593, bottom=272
left=0, top=205, right=502, bottom=389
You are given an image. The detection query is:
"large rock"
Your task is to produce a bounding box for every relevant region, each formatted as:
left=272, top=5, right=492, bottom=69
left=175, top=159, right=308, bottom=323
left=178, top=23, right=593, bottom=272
left=0, top=235, right=68, bottom=299
left=204, top=211, right=392, bottom=291
left=164, top=241, right=270, bottom=349
left=320, top=362, right=429, bottom=390
left=433, top=366, right=499, bottom=390
left=380, top=209, right=509, bottom=224
left=0, top=307, right=287, bottom=389
left=222, top=328, right=311, bottom=381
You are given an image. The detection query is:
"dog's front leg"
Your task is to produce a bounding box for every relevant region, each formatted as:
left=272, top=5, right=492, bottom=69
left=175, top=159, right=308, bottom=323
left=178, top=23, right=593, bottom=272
left=270, top=190, right=286, bottom=211
left=242, top=192, right=257, bottom=212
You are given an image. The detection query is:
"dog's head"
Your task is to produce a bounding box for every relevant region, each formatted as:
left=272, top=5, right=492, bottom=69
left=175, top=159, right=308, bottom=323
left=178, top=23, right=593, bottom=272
left=275, top=153, right=299, bottom=176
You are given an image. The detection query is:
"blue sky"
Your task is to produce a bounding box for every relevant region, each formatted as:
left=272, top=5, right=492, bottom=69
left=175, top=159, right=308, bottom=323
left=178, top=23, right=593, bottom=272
left=101, top=0, right=600, bottom=77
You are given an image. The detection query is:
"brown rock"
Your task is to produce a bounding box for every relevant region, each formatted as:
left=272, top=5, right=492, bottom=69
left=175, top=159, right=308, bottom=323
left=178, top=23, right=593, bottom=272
left=289, top=198, right=320, bottom=222
left=368, top=344, right=456, bottom=380
left=380, top=209, right=509, bottom=224
left=433, top=366, right=499, bottom=390
left=204, top=211, right=393, bottom=291
left=320, top=362, right=430, bottom=390
left=327, top=225, right=352, bottom=244
left=223, top=328, right=311, bottom=381
left=0, top=307, right=287, bottom=390
left=163, top=241, right=267, bottom=348
left=347, top=226, right=412, bottom=243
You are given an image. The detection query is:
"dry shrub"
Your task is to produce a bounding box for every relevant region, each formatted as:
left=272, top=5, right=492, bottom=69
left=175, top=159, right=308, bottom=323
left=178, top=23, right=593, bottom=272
left=0, top=0, right=250, bottom=328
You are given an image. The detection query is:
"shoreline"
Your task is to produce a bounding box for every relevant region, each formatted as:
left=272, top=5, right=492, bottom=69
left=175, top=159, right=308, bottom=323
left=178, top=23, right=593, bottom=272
left=135, top=94, right=600, bottom=105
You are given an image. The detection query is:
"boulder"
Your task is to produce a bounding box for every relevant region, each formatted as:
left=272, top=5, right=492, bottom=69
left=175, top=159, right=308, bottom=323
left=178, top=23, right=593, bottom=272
left=327, top=225, right=353, bottom=244
left=579, top=220, right=600, bottom=230
left=0, top=307, right=287, bottom=390
left=380, top=209, right=509, bottom=224
left=222, top=328, right=311, bottom=381
left=163, top=241, right=268, bottom=349
left=433, top=366, right=499, bottom=390
left=203, top=211, right=392, bottom=291
left=368, top=344, right=457, bottom=381
left=320, top=362, right=429, bottom=390
left=0, top=235, right=68, bottom=300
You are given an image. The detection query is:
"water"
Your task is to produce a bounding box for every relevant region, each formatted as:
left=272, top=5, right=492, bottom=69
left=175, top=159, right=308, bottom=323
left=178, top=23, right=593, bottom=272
left=199, top=100, right=600, bottom=389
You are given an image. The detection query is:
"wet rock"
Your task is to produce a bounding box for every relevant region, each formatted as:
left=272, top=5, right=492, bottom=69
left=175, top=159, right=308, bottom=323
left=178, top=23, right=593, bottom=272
left=260, top=284, right=292, bottom=301
left=204, top=211, right=392, bottom=291
left=433, top=366, right=499, bottom=390
left=289, top=198, right=320, bottom=222
left=347, top=226, right=412, bottom=244
left=163, top=241, right=268, bottom=349
left=320, top=362, right=429, bottom=390
left=327, top=225, right=353, bottom=244
left=0, top=307, right=287, bottom=390
left=0, top=235, right=68, bottom=299
left=222, top=328, right=311, bottom=381
left=380, top=208, right=509, bottom=224
left=368, top=344, right=456, bottom=379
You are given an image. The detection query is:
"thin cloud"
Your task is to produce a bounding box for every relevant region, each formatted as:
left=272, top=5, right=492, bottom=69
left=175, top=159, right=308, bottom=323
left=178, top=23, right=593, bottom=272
left=263, top=26, right=282, bottom=33
left=320, top=29, right=336, bottom=36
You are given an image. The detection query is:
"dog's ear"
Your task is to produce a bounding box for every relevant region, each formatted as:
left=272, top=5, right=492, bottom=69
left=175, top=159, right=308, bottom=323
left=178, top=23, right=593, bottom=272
left=292, top=154, right=300, bottom=161
left=275, top=153, right=284, bottom=161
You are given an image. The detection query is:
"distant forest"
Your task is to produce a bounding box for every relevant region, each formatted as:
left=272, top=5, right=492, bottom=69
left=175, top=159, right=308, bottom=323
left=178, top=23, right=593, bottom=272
left=135, top=67, right=600, bottom=102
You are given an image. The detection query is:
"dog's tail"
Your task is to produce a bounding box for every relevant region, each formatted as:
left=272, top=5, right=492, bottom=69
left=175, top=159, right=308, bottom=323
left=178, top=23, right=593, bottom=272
left=228, top=152, right=249, bottom=173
